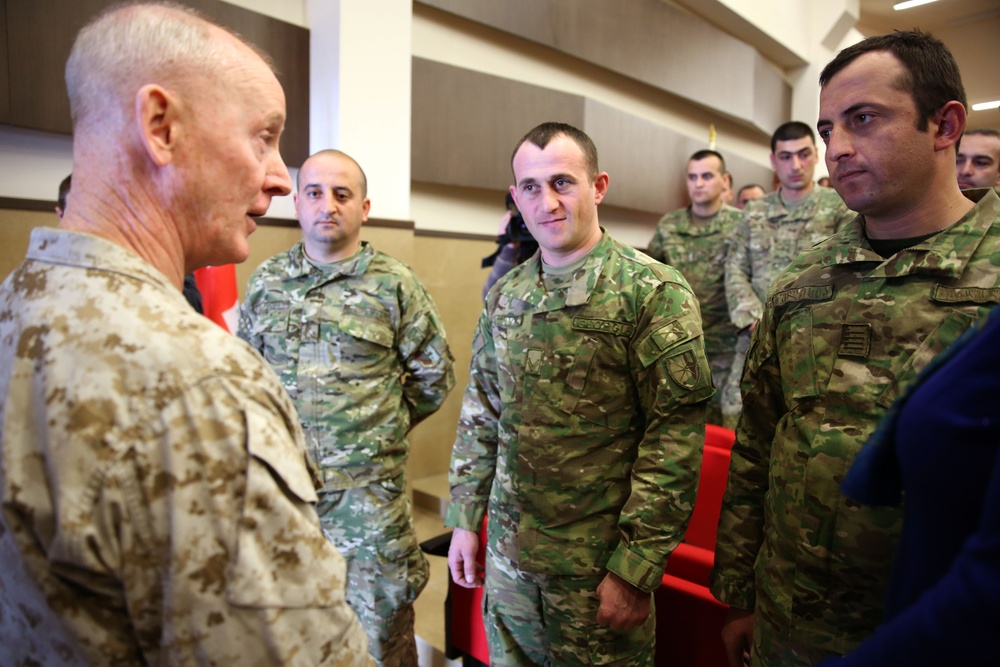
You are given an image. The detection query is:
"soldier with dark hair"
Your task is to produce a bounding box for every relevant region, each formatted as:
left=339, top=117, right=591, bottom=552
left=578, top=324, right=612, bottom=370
left=447, top=122, right=712, bottom=665
left=721, top=121, right=854, bottom=428
left=736, top=183, right=766, bottom=210
left=711, top=30, right=1000, bottom=667
left=648, top=149, right=742, bottom=425
left=55, top=173, right=71, bottom=218
left=957, top=128, right=1000, bottom=190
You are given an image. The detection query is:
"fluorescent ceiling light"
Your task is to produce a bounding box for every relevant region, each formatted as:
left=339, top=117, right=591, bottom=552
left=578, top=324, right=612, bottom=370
left=893, top=0, right=938, bottom=9
left=971, top=100, right=1000, bottom=111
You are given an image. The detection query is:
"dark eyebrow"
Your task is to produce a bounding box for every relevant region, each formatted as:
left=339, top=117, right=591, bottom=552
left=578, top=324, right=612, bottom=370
left=841, top=102, right=870, bottom=118
left=819, top=101, right=882, bottom=130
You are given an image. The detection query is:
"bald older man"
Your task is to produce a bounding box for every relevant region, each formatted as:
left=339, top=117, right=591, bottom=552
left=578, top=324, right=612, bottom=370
left=0, top=4, right=370, bottom=665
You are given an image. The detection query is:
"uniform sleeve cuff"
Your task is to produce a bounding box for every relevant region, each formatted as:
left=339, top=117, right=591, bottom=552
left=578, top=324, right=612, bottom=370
left=732, top=311, right=760, bottom=331
left=606, top=543, right=664, bottom=593
left=708, top=567, right=756, bottom=610
left=444, top=501, right=486, bottom=532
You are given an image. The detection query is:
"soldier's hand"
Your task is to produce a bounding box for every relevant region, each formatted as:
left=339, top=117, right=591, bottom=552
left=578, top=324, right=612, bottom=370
left=448, top=527, right=484, bottom=588
left=595, top=572, right=650, bottom=631
left=720, top=607, right=754, bottom=667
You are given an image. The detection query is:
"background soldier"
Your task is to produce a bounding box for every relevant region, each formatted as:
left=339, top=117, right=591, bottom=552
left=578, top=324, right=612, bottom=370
left=648, top=149, right=742, bottom=425
left=447, top=122, right=712, bottom=666
left=956, top=128, right=1000, bottom=190
left=239, top=149, right=454, bottom=667
left=711, top=30, right=1000, bottom=667
left=721, top=121, right=854, bottom=428
left=736, top=184, right=766, bottom=210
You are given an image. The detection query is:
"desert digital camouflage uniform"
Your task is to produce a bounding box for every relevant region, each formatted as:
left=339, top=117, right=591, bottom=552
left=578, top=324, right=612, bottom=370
left=710, top=188, right=1000, bottom=666
left=0, top=228, right=371, bottom=667
left=721, top=186, right=853, bottom=427
left=238, top=240, right=454, bottom=667
left=447, top=230, right=713, bottom=666
left=647, top=204, right=742, bottom=425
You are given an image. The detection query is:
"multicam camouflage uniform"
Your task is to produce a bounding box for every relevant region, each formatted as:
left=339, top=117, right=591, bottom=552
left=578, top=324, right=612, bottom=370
left=0, top=228, right=371, bottom=666
left=447, top=230, right=713, bottom=666
left=238, top=240, right=454, bottom=667
left=710, top=188, right=1000, bottom=666
left=721, top=186, right=854, bottom=428
left=647, top=204, right=742, bottom=425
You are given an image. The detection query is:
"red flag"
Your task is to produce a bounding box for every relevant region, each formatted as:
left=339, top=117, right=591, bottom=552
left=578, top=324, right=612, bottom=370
left=193, top=264, right=239, bottom=333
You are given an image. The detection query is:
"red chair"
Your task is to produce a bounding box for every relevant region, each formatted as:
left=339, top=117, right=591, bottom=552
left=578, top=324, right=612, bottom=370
left=654, top=423, right=735, bottom=667
left=445, top=516, right=490, bottom=665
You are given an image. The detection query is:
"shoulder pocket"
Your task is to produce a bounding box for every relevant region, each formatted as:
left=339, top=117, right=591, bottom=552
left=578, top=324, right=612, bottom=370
left=227, top=403, right=346, bottom=608
left=634, top=316, right=700, bottom=369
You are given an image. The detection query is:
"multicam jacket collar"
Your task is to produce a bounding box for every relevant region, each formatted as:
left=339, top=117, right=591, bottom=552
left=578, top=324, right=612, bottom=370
left=825, top=187, right=1000, bottom=278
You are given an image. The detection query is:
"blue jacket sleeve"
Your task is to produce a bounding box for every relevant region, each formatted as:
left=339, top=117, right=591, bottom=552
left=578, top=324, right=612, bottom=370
left=817, top=444, right=1000, bottom=667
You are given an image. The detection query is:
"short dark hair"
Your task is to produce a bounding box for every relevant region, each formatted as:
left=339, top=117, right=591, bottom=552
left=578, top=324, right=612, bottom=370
left=737, top=183, right=764, bottom=198
left=57, top=174, right=72, bottom=212
left=771, top=121, right=815, bottom=153
left=688, top=149, right=727, bottom=173
left=511, top=122, right=599, bottom=180
left=819, top=30, right=966, bottom=133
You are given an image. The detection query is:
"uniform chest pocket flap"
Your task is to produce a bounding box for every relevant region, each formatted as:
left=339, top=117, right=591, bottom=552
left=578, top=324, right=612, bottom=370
left=553, top=345, right=636, bottom=432
left=337, top=309, right=394, bottom=348
left=228, top=403, right=348, bottom=609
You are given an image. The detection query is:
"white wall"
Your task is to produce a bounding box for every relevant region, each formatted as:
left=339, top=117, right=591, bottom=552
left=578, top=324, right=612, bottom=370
left=306, top=0, right=413, bottom=221
left=219, top=0, right=305, bottom=25
left=0, top=127, right=73, bottom=205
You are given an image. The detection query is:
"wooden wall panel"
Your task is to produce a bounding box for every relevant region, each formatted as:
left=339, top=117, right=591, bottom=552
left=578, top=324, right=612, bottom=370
left=5, top=0, right=102, bottom=132
left=412, top=57, right=585, bottom=192
left=0, top=0, right=8, bottom=124
left=584, top=98, right=693, bottom=214
left=412, top=59, right=775, bottom=216
left=1, top=0, right=309, bottom=165
left=752, top=52, right=792, bottom=139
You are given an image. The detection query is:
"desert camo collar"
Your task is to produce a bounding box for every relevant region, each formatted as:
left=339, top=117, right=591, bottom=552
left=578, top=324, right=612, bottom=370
left=26, top=227, right=181, bottom=303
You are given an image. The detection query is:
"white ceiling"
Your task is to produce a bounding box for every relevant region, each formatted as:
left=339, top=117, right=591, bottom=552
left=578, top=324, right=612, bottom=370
left=857, top=0, right=1000, bottom=133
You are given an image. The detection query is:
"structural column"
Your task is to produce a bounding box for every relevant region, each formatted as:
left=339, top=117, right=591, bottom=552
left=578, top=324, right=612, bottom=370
left=306, top=0, right=413, bottom=221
